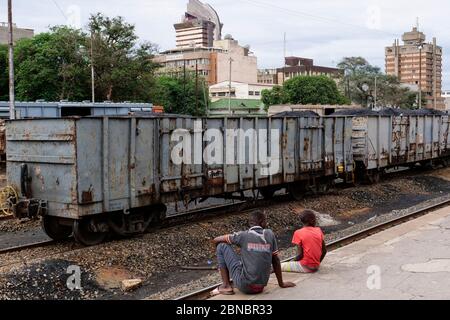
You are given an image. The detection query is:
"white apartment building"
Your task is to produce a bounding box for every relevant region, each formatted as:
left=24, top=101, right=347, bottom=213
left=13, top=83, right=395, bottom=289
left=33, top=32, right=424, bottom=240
left=209, top=81, right=273, bottom=101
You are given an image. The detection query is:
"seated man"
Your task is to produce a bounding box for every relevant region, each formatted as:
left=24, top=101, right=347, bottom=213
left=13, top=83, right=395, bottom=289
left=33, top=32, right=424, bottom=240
left=212, top=210, right=295, bottom=295
left=281, top=210, right=327, bottom=273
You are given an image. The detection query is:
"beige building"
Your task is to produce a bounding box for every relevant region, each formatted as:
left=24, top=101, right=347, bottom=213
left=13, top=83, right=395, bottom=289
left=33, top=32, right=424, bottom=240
left=0, top=22, right=34, bottom=45
left=385, top=27, right=445, bottom=110
left=174, top=0, right=222, bottom=48
left=153, top=38, right=258, bottom=86
left=154, top=0, right=257, bottom=86
left=258, top=69, right=278, bottom=85
left=258, top=57, right=341, bottom=85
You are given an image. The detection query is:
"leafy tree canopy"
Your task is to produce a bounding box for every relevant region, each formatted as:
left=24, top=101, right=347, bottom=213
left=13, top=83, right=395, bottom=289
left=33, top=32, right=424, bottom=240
left=0, top=45, right=8, bottom=101
left=3, top=13, right=161, bottom=104
left=152, top=75, right=209, bottom=117
left=336, top=56, right=422, bottom=109
left=262, top=75, right=350, bottom=108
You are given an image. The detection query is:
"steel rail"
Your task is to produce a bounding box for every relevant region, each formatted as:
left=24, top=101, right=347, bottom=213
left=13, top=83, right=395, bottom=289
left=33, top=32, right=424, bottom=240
left=0, top=239, right=56, bottom=255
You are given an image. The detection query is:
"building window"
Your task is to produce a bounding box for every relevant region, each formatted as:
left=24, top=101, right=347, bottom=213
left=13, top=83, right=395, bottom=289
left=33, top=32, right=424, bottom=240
left=218, top=92, right=226, bottom=97
left=249, top=91, right=254, bottom=96
left=255, top=91, right=260, bottom=96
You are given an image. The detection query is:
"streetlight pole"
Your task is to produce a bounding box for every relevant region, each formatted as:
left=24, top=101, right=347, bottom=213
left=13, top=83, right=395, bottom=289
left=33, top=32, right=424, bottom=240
left=418, top=44, right=423, bottom=109
left=90, top=32, right=96, bottom=103
left=228, top=57, right=233, bottom=115
left=8, top=0, right=15, bottom=119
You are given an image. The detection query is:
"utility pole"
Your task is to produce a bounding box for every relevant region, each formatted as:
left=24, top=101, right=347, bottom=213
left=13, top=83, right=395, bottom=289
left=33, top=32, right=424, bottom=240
left=282, top=32, right=286, bottom=85
left=418, top=44, right=423, bottom=109
left=228, top=57, right=233, bottom=115
left=90, top=32, right=96, bottom=103
left=8, top=0, right=15, bottom=119
left=183, top=60, right=186, bottom=112
left=195, top=60, right=199, bottom=115
left=374, top=76, right=377, bottom=110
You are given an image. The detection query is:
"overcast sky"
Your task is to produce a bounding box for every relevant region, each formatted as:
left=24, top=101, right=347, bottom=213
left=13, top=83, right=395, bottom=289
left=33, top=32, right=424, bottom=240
left=1, top=0, right=449, bottom=88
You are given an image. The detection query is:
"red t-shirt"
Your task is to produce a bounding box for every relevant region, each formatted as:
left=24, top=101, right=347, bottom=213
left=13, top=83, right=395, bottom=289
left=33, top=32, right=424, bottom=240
left=292, top=227, right=324, bottom=268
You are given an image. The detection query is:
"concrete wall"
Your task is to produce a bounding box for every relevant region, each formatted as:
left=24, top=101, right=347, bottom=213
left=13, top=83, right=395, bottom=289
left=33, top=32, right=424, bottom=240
left=0, top=25, right=34, bottom=45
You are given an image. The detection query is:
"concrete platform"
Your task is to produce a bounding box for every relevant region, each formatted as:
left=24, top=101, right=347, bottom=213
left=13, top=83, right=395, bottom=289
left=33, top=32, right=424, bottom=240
left=211, top=207, right=450, bottom=300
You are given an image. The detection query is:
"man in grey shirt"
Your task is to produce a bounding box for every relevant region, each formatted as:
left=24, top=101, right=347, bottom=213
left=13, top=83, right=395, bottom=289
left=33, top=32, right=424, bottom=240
left=212, top=211, right=295, bottom=295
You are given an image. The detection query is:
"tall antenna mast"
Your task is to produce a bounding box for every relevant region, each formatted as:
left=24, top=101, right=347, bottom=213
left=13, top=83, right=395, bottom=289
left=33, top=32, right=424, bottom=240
left=283, top=32, right=287, bottom=66
left=416, top=17, right=420, bottom=30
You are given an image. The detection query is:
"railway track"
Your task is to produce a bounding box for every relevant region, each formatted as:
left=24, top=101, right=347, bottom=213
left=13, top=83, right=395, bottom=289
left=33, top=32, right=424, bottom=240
left=0, top=165, right=439, bottom=256
left=176, top=196, right=450, bottom=301
left=0, top=214, right=13, bottom=222
left=0, top=239, right=56, bottom=255
left=0, top=196, right=288, bottom=257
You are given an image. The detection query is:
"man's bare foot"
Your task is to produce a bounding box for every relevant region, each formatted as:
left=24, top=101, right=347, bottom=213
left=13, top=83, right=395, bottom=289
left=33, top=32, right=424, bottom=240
left=211, top=285, right=235, bottom=296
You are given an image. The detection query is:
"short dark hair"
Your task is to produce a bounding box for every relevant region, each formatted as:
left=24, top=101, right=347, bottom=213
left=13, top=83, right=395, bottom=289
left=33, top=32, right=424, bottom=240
left=300, top=210, right=317, bottom=227
left=250, top=210, right=266, bottom=226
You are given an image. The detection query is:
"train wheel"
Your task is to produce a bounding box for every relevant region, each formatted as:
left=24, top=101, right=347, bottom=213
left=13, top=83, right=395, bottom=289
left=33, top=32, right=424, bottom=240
left=152, top=204, right=167, bottom=224
left=288, top=183, right=306, bottom=201
left=41, top=216, right=72, bottom=241
left=259, top=187, right=276, bottom=199
left=368, top=171, right=381, bottom=184
left=73, top=218, right=108, bottom=246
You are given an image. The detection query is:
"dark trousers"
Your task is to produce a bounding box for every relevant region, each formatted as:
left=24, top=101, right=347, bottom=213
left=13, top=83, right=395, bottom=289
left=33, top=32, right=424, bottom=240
left=216, top=243, right=244, bottom=290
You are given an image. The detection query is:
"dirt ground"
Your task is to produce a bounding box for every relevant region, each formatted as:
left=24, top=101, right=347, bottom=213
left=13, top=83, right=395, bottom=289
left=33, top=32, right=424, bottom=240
left=1, top=167, right=450, bottom=300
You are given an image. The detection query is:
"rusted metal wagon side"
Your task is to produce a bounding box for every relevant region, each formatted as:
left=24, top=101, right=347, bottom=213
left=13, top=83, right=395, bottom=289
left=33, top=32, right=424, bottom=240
left=330, top=109, right=450, bottom=183
left=6, top=113, right=338, bottom=245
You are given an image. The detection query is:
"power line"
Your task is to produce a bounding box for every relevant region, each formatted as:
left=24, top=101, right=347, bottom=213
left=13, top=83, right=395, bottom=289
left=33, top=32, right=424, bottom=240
left=50, top=0, right=67, bottom=20
left=238, top=0, right=399, bottom=37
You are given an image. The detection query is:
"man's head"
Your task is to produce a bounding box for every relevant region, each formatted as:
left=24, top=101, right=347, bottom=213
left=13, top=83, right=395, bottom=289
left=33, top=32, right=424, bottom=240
left=249, top=210, right=267, bottom=228
left=300, top=210, right=317, bottom=227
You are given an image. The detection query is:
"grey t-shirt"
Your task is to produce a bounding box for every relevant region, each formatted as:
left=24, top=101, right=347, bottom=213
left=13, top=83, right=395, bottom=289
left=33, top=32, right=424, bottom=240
left=229, top=226, right=279, bottom=287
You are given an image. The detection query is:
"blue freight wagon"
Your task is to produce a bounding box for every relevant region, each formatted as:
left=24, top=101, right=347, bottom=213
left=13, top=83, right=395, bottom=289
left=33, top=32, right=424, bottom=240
left=0, top=101, right=153, bottom=118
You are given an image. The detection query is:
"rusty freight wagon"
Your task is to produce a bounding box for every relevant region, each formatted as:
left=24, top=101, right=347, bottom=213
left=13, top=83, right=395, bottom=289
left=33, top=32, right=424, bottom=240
left=330, top=109, right=450, bottom=183
left=6, top=113, right=337, bottom=245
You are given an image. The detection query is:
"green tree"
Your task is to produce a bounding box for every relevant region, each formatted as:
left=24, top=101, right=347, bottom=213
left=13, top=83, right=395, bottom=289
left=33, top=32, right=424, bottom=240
left=14, top=26, right=90, bottom=101
left=88, top=13, right=159, bottom=102
left=261, top=76, right=349, bottom=108
left=337, top=56, right=421, bottom=109
left=261, top=85, right=288, bottom=109
left=152, top=75, right=209, bottom=116
left=0, top=45, right=8, bottom=101
left=337, top=57, right=381, bottom=107
left=283, top=75, right=350, bottom=105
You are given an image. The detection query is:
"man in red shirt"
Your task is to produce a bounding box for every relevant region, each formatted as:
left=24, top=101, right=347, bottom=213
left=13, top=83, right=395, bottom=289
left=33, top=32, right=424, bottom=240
left=281, top=210, right=327, bottom=273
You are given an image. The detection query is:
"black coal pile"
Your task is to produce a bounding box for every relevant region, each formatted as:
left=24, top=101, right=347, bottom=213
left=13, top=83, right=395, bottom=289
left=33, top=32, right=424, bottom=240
left=0, top=259, right=105, bottom=300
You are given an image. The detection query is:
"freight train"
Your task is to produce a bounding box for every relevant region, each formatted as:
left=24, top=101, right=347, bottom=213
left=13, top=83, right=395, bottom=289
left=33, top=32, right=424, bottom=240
left=3, top=108, right=450, bottom=245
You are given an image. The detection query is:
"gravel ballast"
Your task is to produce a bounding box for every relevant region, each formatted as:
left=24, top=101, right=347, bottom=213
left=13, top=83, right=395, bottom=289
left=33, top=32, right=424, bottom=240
left=0, top=168, right=450, bottom=300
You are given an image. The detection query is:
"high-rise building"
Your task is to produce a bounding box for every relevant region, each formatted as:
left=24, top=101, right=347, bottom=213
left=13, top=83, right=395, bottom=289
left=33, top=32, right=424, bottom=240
left=385, top=27, right=445, bottom=110
left=0, top=22, right=34, bottom=45
left=174, top=0, right=223, bottom=49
